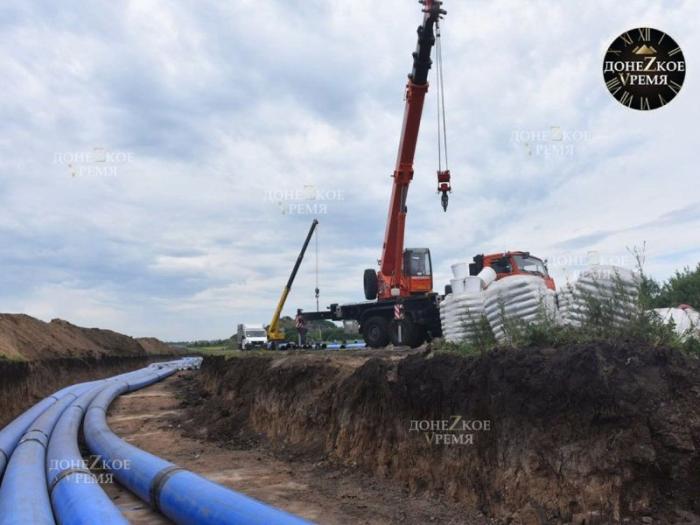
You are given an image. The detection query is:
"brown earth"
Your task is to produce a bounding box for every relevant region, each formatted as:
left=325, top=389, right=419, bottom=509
left=101, top=371, right=488, bottom=524
left=0, top=313, right=177, bottom=361
left=0, top=312, right=180, bottom=427
left=0, top=355, right=177, bottom=428
left=135, top=337, right=179, bottom=356
left=186, top=345, right=700, bottom=525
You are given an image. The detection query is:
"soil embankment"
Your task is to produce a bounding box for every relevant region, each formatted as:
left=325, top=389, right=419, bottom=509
left=188, top=345, right=700, bottom=524
left=0, top=313, right=180, bottom=426
left=0, top=314, right=174, bottom=361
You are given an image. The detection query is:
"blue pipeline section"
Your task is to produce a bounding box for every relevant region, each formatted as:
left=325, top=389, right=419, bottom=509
left=0, top=357, right=313, bottom=525
left=47, top=382, right=129, bottom=525
left=46, top=362, right=196, bottom=524
left=325, top=341, right=366, bottom=350
left=0, top=382, right=89, bottom=479
left=0, top=381, right=98, bottom=525
left=46, top=369, right=157, bottom=525
left=83, top=360, right=313, bottom=525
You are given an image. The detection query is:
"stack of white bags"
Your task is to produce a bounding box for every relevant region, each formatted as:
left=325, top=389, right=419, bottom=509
left=440, top=263, right=489, bottom=343
left=484, top=274, right=557, bottom=341
left=440, top=263, right=640, bottom=343
left=557, top=265, right=641, bottom=327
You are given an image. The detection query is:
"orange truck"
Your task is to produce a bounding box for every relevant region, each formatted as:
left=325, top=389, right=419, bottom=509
left=468, top=252, right=556, bottom=291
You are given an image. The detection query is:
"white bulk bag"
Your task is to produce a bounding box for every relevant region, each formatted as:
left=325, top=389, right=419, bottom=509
left=484, top=275, right=556, bottom=341
left=653, top=307, right=700, bottom=340
left=558, top=265, right=641, bottom=327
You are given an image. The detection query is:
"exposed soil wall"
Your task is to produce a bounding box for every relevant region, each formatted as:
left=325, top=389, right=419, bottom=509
left=0, top=355, right=175, bottom=427
left=189, top=345, right=700, bottom=524
left=0, top=313, right=182, bottom=428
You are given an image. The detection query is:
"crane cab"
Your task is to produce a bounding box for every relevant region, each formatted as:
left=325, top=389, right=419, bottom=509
left=401, top=248, right=433, bottom=295
left=365, top=248, right=434, bottom=301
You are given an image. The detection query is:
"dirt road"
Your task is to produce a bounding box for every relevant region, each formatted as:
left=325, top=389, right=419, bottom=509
left=102, top=371, right=483, bottom=524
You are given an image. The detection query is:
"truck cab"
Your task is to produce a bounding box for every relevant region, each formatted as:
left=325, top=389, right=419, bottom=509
left=236, top=324, right=268, bottom=350
left=469, top=251, right=556, bottom=290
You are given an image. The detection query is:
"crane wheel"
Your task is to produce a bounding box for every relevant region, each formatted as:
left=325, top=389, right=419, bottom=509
left=362, top=316, right=390, bottom=348
left=363, top=269, right=378, bottom=300
left=390, top=318, right=426, bottom=348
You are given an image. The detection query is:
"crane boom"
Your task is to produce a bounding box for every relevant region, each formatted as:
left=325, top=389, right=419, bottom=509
left=267, top=219, right=319, bottom=342
left=377, top=0, right=449, bottom=299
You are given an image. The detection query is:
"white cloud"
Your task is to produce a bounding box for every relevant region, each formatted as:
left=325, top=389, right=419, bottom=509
left=1, top=0, right=699, bottom=339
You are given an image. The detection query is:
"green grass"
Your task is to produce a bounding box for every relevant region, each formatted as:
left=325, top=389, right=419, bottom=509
left=188, top=345, right=279, bottom=359
left=188, top=344, right=234, bottom=356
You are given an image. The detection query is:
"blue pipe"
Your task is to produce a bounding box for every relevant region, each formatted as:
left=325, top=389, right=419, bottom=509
left=0, top=381, right=98, bottom=525
left=47, top=363, right=194, bottom=524
left=83, top=364, right=313, bottom=524
left=0, top=383, right=85, bottom=479
left=0, top=364, right=180, bottom=525
left=47, top=383, right=128, bottom=525
left=46, top=372, right=155, bottom=525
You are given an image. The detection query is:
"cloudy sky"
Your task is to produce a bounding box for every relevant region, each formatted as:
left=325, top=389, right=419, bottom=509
left=1, top=0, right=699, bottom=340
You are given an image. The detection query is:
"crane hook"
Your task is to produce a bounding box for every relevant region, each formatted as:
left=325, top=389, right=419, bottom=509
left=441, top=191, right=449, bottom=212
left=437, top=169, right=451, bottom=212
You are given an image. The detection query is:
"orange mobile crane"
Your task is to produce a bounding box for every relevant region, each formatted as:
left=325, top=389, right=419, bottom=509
left=300, top=1, right=555, bottom=348
left=301, top=0, right=449, bottom=348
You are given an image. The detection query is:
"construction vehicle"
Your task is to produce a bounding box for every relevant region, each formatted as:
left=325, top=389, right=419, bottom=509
left=299, top=2, right=554, bottom=348
left=236, top=323, right=268, bottom=350
left=300, top=0, right=449, bottom=348
left=469, top=252, right=555, bottom=290
left=266, top=219, right=319, bottom=348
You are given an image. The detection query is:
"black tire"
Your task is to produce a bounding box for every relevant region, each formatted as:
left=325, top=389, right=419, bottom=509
left=363, top=269, right=378, bottom=300
left=409, top=324, right=426, bottom=348
left=390, top=318, right=426, bottom=348
left=362, top=316, right=390, bottom=348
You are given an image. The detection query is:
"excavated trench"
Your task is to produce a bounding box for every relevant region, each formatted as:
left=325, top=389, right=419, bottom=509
left=187, top=345, right=700, bottom=524
left=0, top=355, right=173, bottom=428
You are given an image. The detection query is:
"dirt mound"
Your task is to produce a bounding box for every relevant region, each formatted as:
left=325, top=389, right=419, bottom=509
left=189, top=345, right=700, bottom=524
left=0, top=355, right=158, bottom=428
left=136, top=337, right=180, bottom=355
left=0, top=314, right=177, bottom=361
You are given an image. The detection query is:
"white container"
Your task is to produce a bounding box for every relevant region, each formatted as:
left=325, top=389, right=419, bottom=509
left=450, top=278, right=466, bottom=295
left=464, top=276, right=482, bottom=293
left=451, top=262, right=469, bottom=279
left=477, top=266, right=497, bottom=289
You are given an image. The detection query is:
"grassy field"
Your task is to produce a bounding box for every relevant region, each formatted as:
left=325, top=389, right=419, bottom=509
left=188, top=344, right=234, bottom=356
left=186, top=345, right=276, bottom=358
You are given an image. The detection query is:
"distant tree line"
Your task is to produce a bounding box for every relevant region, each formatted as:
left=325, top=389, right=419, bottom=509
left=641, top=263, right=700, bottom=309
